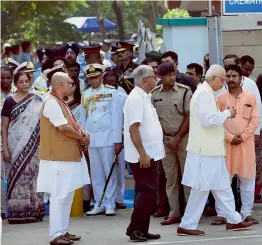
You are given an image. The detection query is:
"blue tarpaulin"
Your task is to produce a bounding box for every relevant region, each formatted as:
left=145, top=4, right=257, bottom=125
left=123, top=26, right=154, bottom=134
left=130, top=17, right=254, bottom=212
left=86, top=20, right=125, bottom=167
left=64, top=17, right=117, bottom=32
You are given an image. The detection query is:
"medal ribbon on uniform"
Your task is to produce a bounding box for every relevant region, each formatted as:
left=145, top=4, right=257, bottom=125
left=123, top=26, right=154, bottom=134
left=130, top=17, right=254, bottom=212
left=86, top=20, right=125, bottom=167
left=81, top=93, right=112, bottom=118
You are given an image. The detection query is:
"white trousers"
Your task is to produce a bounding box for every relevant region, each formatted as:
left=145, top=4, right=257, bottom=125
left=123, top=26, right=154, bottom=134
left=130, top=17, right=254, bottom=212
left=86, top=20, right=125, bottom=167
left=180, top=187, right=242, bottom=230
left=88, top=146, right=117, bottom=209
left=49, top=191, right=74, bottom=239
left=115, top=149, right=126, bottom=203
left=216, top=175, right=255, bottom=220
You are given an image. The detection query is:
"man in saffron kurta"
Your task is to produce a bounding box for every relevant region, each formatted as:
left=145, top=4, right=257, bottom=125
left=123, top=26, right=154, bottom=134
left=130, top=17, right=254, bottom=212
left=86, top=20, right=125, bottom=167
left=216, top=65, right=259, bottom=225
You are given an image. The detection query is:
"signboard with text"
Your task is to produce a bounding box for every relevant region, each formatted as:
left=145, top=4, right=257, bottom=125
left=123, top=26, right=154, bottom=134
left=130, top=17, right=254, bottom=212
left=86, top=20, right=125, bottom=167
left=223, top=0, right=262, bottom=15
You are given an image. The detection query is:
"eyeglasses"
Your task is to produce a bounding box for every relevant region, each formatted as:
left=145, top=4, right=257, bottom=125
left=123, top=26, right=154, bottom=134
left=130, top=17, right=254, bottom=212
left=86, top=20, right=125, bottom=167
left=146, top=75, right=157, bottom=80
left=63, top=81, right=76, bottom=87
left=215, top=76, right=226, bottom=82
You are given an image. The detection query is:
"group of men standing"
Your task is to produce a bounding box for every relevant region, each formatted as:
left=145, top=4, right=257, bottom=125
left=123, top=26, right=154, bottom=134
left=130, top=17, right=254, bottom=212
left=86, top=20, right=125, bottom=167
left=1, top=37, right=261, bottom=244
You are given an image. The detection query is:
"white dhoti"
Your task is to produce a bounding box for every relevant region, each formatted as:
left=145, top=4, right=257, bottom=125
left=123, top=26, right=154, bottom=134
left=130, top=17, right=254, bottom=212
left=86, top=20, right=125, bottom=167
left=115, top=149, right=126, bottom=203
left=37, top=157, right=90, bottom=239
left=88, top=146, right=117, bottom=209
left=216, top=175, right=256, bottom=220
left=179, top=152, right=242, bottom=230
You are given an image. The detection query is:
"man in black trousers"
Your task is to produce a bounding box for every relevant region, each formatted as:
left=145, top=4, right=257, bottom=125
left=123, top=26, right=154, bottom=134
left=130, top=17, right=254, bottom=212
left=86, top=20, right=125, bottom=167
left=123, top=65, right=165, bottom=242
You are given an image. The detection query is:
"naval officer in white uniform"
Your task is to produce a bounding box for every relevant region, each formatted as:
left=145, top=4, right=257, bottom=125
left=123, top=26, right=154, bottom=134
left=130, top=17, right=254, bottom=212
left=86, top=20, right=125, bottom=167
left=80, top=64, right=123, bottom=216
left=103, top=70, right=128, bottom=208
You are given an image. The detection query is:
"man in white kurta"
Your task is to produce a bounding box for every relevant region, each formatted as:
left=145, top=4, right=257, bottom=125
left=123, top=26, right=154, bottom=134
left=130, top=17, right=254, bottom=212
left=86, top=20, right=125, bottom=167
left=177, top=65, right=253, bottom=236
left=37, top=73, right=90, bottom=245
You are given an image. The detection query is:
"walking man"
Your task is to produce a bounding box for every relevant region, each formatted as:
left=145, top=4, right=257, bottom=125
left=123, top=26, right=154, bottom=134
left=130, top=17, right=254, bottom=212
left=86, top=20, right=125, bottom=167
left=177, top=65, right=253, bottom=236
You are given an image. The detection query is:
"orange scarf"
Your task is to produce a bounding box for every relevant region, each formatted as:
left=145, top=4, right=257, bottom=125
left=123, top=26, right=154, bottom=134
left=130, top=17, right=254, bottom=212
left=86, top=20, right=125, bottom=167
left=50, top=90, right=85, bottom=156
left=50, top=90, right=79, bottom=131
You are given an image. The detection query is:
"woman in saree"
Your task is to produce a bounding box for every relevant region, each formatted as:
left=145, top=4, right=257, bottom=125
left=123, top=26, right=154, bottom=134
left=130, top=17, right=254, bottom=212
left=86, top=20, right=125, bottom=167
left=1, top=70, right=45, bottom=224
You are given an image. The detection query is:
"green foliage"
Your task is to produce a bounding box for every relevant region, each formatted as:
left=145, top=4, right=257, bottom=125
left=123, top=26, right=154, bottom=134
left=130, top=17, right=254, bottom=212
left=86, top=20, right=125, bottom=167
left=1, top=0, right=168, bottom=46
left=1, top=1, right=87, bottom=46
left=163, top=8, right=190, bottom=19
left=156, top=8, right=191, bottom=32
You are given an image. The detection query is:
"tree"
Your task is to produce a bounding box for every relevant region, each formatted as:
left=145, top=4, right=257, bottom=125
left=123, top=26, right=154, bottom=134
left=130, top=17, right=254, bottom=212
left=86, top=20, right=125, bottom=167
left=156, top=8, right=191, bottom=32
left=1, top=1, right=87, bottom=45
left=112, top=0, right=125, bottom=40
left=1, top=0, right=168, bottom=45
left=86, top=1, right=108, bottom=40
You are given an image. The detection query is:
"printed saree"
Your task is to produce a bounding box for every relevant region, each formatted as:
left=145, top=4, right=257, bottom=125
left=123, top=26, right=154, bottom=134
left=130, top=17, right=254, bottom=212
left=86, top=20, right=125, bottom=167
left=7, top=93, right=45, bottom=224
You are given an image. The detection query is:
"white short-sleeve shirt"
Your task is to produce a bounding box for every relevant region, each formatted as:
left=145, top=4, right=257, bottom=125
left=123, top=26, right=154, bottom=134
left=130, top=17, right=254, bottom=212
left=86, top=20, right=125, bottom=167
left=123, top=86, right=165, bottom=163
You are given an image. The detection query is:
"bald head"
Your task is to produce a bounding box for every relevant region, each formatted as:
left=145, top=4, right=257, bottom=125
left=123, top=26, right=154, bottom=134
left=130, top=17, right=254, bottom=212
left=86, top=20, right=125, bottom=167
left=51, top=72, right=70, bottom=87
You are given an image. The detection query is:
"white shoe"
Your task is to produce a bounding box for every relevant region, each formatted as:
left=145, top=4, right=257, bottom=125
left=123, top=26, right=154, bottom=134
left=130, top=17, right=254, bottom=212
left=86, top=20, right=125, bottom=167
left=86, top=207, right=105, bottom=216
left=105, top=208, right=116, bottom=216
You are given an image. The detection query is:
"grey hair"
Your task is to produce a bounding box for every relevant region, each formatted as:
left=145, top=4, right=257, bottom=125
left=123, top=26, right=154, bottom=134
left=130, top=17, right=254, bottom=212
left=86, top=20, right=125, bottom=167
left=131, top=65, right=154, bottom=86
left=205, top=64, right=225, bottom=80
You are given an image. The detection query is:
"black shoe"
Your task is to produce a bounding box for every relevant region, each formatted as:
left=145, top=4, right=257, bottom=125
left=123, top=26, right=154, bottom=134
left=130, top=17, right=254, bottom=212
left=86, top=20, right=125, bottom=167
left=130, top=231, right=147, bottom=242
left=126, top=228, right=147, bottom=242
left=83, top=200, right=91, bottom=213
left=144, top=232, right=161, bottom=240
left=1, top=213, right=6, bottom=220
left=126, top=226, right=132, bottom=236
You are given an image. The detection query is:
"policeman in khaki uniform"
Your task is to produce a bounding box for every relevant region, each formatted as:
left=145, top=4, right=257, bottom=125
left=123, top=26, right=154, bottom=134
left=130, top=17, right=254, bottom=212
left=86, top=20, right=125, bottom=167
left=80, top=64, right=123, bottom=216
left=151, top=62, right=192, bottom=226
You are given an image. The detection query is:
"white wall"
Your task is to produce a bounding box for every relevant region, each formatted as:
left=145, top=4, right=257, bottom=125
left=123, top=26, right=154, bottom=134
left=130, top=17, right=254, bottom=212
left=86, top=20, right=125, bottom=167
left=163, top=25, right=209, bottom=73
left=222, top=30, right=262, bottom=78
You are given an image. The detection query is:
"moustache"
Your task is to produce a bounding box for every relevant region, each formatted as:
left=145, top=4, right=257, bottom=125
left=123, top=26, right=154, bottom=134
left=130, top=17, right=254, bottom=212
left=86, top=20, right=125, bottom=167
left=227, top=81, right=236, bottom=85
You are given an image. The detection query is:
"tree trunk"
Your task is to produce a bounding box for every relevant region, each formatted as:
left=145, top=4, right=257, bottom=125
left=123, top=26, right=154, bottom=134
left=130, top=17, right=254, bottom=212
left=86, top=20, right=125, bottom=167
left=112, top=0, right=125, bottom=40
left=99, top=19, right=106, bottom=40
left=149, top=1, right=157, bottom=32
left=88, top=1, right=106, bottom=41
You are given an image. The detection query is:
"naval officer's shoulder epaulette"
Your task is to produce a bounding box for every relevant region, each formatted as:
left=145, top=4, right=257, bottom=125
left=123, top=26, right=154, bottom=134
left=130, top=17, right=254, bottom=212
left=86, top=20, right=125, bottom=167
left=34, top=87, right=48, bottom=95
left=151, top=84, right=162, bottom=92
left=104, top=84, right=116, bottom=89
left=176, top=82, right=190, bottom=90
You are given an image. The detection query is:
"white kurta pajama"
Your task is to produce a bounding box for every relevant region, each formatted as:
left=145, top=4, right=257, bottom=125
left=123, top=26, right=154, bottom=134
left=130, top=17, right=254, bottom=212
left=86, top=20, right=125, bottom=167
left=179, top=82, right=242, bottom=230
left=37, top=98, right=90, bottom=240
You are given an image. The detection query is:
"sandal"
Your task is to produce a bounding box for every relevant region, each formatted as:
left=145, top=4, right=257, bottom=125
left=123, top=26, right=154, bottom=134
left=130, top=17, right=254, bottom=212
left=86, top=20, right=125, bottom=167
left=244, top=216, right=259, bottom=225
left=211, top=216, right=227, bottom=226
left=203, top=206, right=217, bottom=217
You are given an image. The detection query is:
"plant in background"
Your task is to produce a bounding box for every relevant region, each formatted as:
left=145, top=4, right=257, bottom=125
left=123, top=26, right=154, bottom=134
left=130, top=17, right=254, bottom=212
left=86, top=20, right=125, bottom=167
left=156, top=8, right=190, bottom=32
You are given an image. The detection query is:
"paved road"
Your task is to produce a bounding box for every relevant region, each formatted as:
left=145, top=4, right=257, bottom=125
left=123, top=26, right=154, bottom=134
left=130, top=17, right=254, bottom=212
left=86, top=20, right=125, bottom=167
left=2, top=204, right=262, bottom=245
